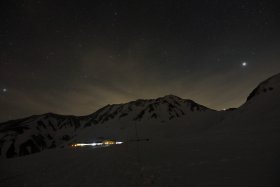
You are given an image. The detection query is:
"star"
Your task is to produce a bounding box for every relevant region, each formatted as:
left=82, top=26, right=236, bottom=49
left=2, top=88, right=7, bottom=92
left=242, top=62, right=247, bottom=67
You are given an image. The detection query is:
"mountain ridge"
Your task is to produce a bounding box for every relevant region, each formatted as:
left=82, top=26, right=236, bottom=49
left=0, top=94, right=213, bottom=158
left=0, top=73, right=279, bottom=158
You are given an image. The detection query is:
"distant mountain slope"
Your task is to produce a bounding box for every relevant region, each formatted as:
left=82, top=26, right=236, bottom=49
left=0, top=95, right=212, bottom=158
left=247, top=73, right=280, bottom=101
left=0, top=113, right=88, bottom=158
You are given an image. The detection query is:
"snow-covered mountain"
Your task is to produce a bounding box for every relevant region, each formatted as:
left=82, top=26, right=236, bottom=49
left=1, top=73, right=280, bottom=186
left=0, top=95, right=213, bottom=158
left=1, top=73, right=280, bottom=159
left=0, top=113, right=87, bottom=158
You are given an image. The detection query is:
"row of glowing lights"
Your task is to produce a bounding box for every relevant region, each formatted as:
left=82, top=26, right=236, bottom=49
left=71, top=141, right=123, bottom=147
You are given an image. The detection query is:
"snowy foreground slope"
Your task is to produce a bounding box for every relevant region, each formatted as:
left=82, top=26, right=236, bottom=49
left=1, top=73, right=280, bottom=186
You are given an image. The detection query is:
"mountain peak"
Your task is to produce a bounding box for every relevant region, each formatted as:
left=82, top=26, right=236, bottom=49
left=161, top=94, right=182, bottom=100
left=86, top=94, right=212, bottom=124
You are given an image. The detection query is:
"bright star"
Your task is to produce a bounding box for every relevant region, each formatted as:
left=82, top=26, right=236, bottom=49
left=3, top=88, right=7, bottom=92
left=242, top=62, right=247, bottom=67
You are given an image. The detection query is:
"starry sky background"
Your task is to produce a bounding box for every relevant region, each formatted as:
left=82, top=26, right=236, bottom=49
left=0, top=0, right=280, bottom=122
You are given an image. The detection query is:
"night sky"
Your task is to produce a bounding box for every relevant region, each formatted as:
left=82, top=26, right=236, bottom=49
left=0, top=0, right=280, bottom=122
